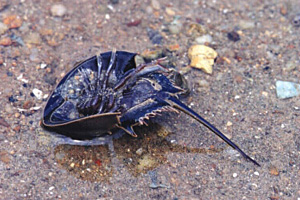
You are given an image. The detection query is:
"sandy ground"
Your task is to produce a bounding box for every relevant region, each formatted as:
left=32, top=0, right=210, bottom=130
left=0, top=0, right=300, bottom=199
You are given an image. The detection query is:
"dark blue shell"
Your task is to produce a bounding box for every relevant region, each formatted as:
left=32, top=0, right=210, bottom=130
left=42, top=51, right=137, bottom=139
left=42, top=51, right=181, bottom=139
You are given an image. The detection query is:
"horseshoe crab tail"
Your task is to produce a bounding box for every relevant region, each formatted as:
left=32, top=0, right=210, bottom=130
left=165, top=95, right=260, bottom=167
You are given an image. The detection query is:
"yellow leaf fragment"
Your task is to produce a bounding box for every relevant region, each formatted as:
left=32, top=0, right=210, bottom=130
left=188, top=45, right=218, bottom=74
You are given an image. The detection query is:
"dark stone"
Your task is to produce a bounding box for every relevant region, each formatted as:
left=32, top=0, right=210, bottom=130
left=292, top=14, right=300, bottom=27
left=109, top=0, right=119, bottom=4
left=227, top=31, right=240, bottom=42
left=6, top=71, right=13, bottom=76
left=8, top=95, right=17, bottom=102
left=0, top=117, right=10, bottom=127
left=43, top=75, right=57, bottom=86
left=147, top=28, right=163, bottom=44
left=193, top=187, right=202, bottom=195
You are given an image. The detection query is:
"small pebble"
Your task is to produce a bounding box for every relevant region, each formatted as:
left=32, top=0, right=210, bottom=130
left=262, top=66, right=270, bottom=71
left=227, top=31, right=240, bottom=42
left=254, top=171, right=259, bottom=176
left=3, top=15, right=22, bottom=29
left=55, top=152, right=65, bottom=160
left=24, top=32, right=42, bottom=45
left=147, top=28, right=163, bottom=44
left=126, top=19, right=142, bottom=27
left=5, top=104, right=13, bottom=114
left=168, top=23, right=182, bottom=34
left=284, top=60, right=297, bottom=71
left=40, top=63, right=47, bottom=69
left=165, top=7, right=175, bottom=16
left=268, top=44, right=281, bottom=55
left=179, top=66, right=191, bottom=74
left=32, top=88, right=43, bottom=99
left=0, top=1, right=8, bottom=10
left=149, top=183, right=169, bottom=189
left=266, top=51, right=276, bottom=60
left=134, top=55, right=145, bottom=66
left=0, top=37, right=12, bottom=46
left=29, top=48, right=40, bottom=62
left=292, top=13, right=300, bottom=27
left=280, top=5, right=287, bottom=16
left=269, top=165, right=279, bottom=176
left=13, top=125, right=21, bottom=132
left=8, top=95, right=18, bottom=103
left=233, top=173, right=238, bottom=178
left=221, top=56, right=231, bottom=64
left=238, top=20, right=255, bottom=29
left=0, top=117, right=9, bottom=127
left=187, top=23, right=207, bottom=37
left=146, top=6, right=153, bottom=14
left=226, top=121, right=233, bottom=126
left=196, top=79, right=209, bottom=88
left=137, top=154, right=157, bottom=171
left=188, top=44, right=218, bottom=74
left=50, top=4, right=67, bottom=17
left=17, top=74, right=29, bottom=83
left=262, top=91, right=268, bottom=97
left=223, top=132, right=232, bottom=139
left=43, top=74, right=57, bottom=85
left=195, top=34, right=213, bottom=44
left=223, top=8, right=229, bottom=14
left=10, top=33, right=24, bottom=46
left=39, top=28, right=54, bottom=36
left=166, top=44, right=180, bottom=51
left=151, top=0, right=160, bottom=10
left=107, top=4, right=114, bottom=12
left=6, top=71, right=13, bottom=76
left=0, top=22, right=8, bottom=35
left=23, top=100, right=34, bottom=109
left=136, top=148, right=143, bottom=156
left=0, top=151, right=10, bottom=164
left=276, top=80, right=300, bottom=99
left=110, top=0, right=119, bottom=4
left=141, top=48, right=163, bottom=60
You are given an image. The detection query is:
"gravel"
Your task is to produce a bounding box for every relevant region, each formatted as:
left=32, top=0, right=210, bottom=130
left=0, top=0, right=299, bottom=199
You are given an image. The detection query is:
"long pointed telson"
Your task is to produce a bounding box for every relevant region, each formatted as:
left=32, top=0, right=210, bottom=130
left=165, top=95, right=260, bottom=166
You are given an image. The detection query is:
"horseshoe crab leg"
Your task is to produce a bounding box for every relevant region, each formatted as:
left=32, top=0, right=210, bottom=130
left=103, top=48, right=117, bottom=90
left=98, top=49, right=117, bottom=113
left=96, top=53, right=103, bottom=88
left=114, top=62, right=169, bottom=91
